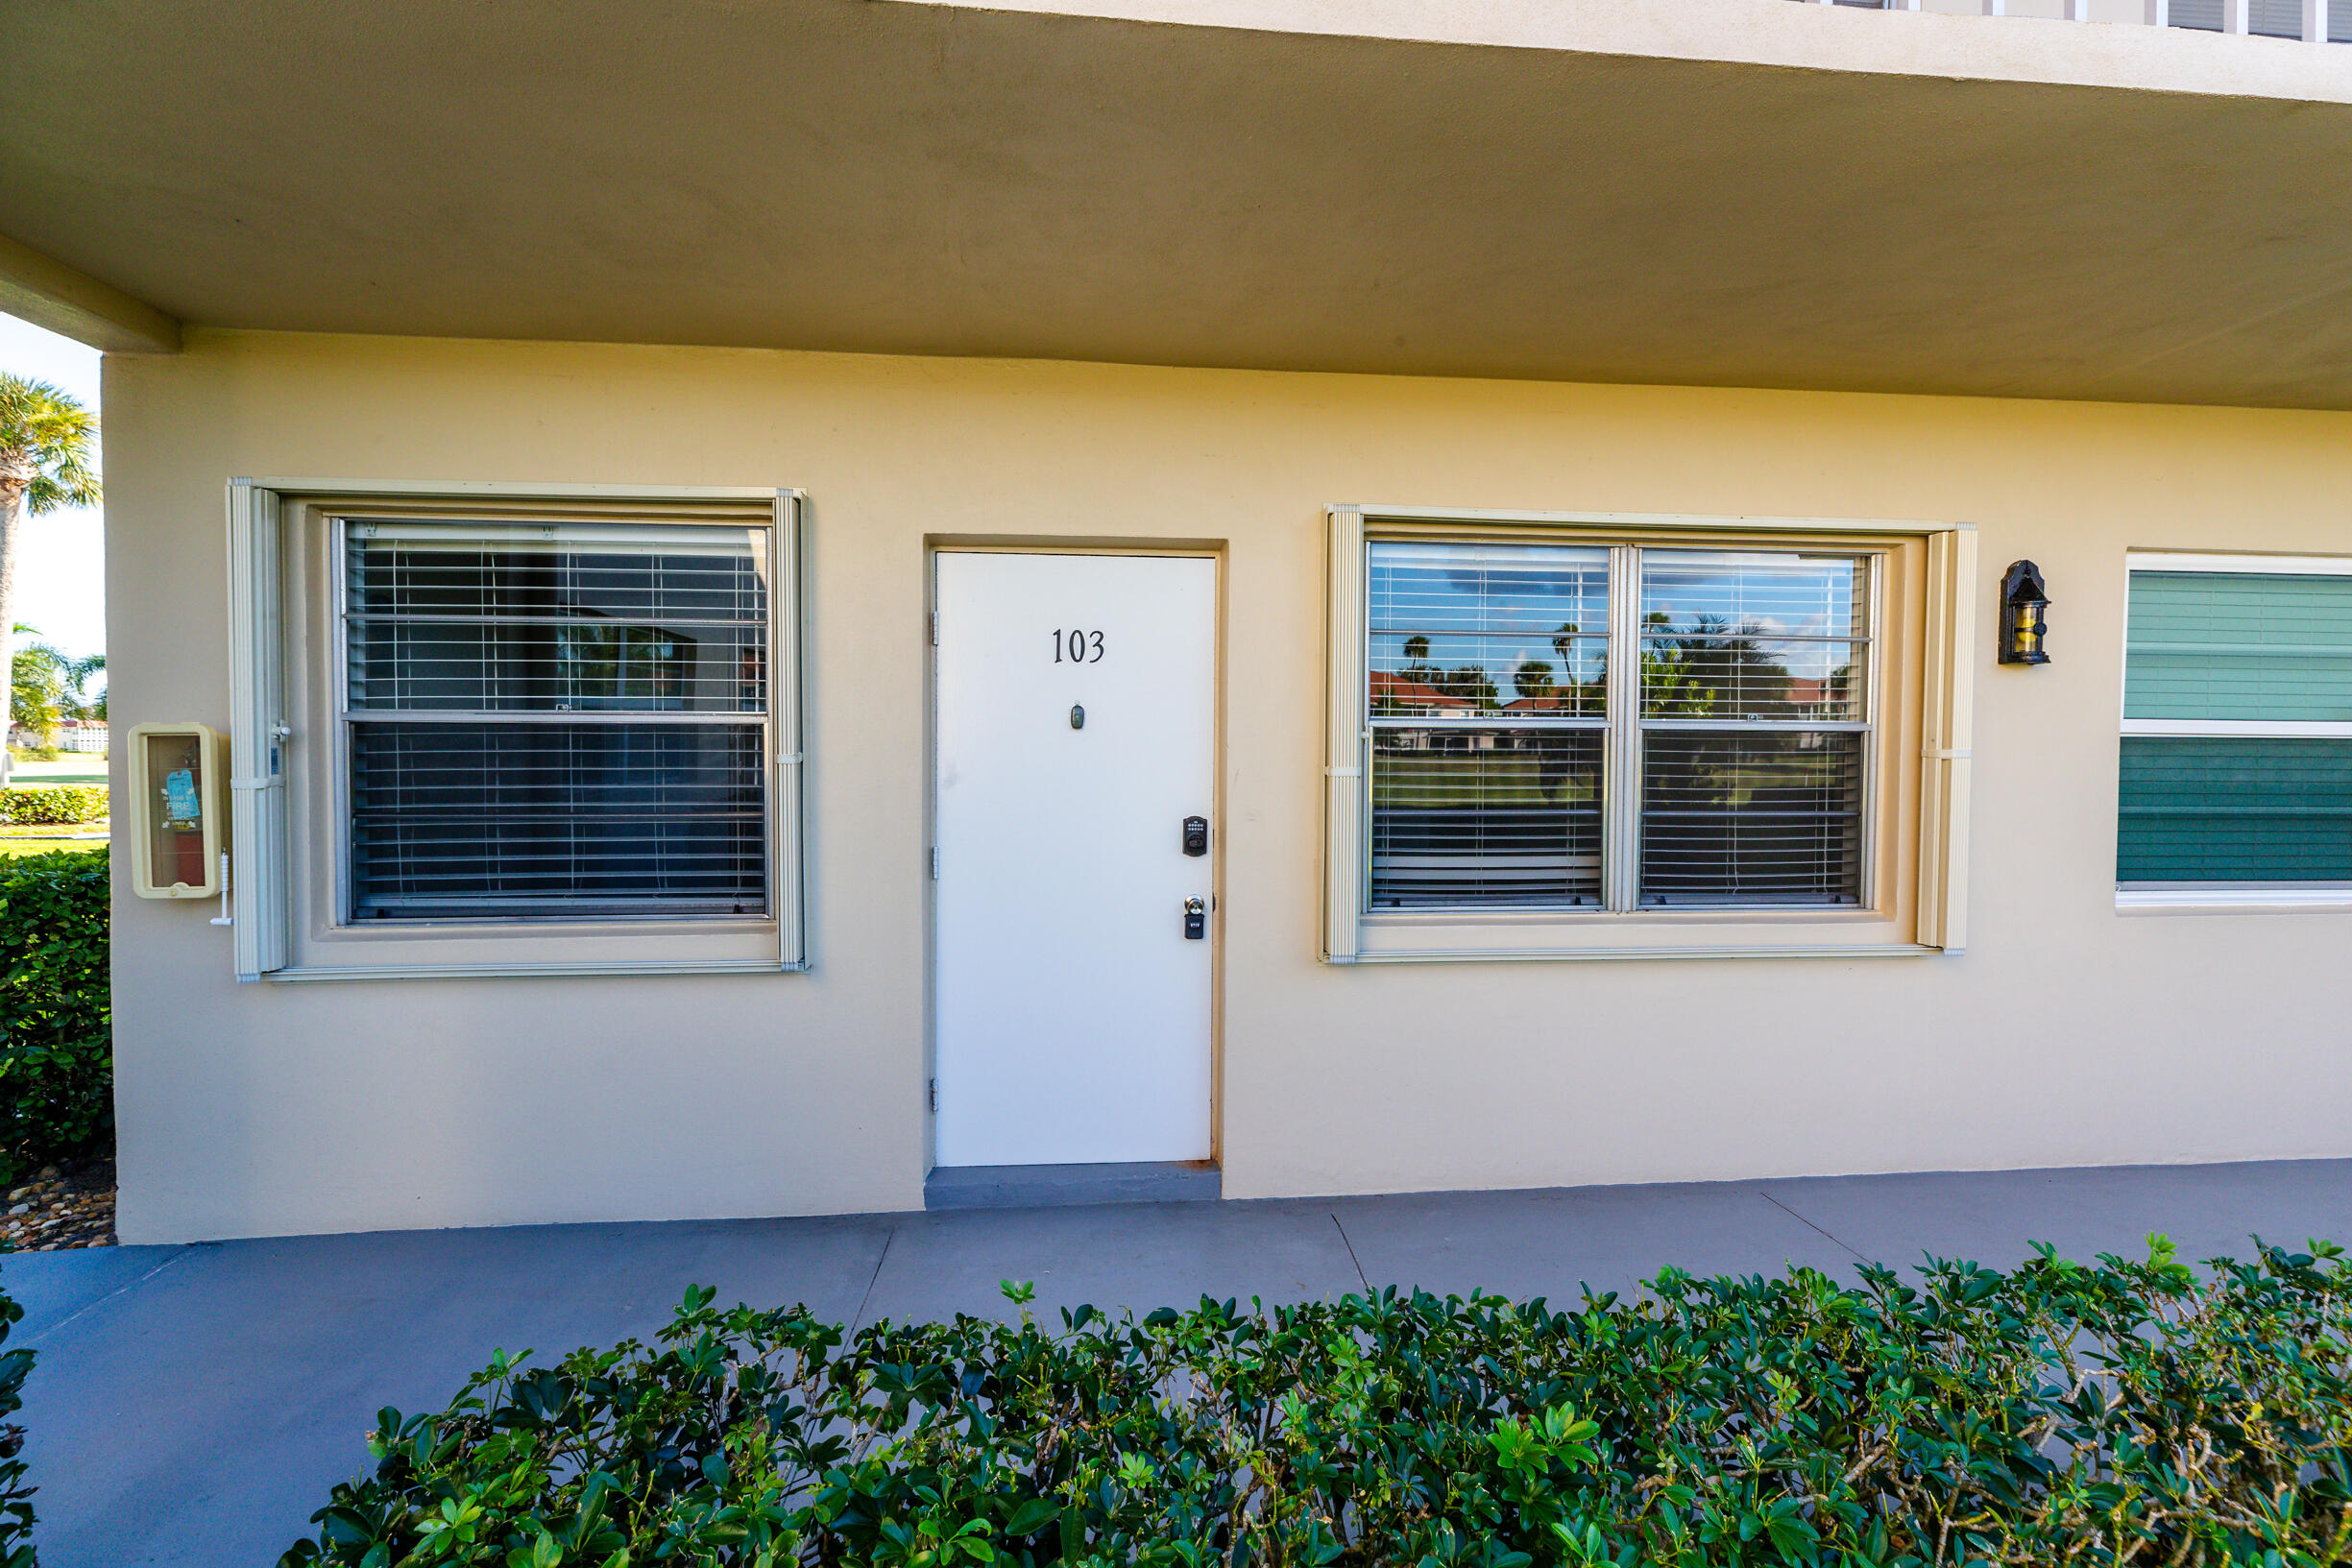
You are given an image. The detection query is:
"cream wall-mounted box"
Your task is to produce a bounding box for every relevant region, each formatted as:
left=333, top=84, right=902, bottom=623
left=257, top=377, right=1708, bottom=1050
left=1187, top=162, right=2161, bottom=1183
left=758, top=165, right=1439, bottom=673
left=126, top=722, right=224, bottom=899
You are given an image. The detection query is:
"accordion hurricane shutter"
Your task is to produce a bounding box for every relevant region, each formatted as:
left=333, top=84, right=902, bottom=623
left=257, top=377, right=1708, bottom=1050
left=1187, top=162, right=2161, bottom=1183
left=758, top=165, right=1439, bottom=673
left=2120, top=566, right=2352, bottom=889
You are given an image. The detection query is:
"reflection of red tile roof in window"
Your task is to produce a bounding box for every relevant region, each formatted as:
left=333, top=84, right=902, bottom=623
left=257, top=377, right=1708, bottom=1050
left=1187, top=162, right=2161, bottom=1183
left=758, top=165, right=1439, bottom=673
left=1370, top=670, right=1478, bottom=714
left=1495, top=695, right=1577, bottom=715
left=1786, top=677, right=1826, bottom=705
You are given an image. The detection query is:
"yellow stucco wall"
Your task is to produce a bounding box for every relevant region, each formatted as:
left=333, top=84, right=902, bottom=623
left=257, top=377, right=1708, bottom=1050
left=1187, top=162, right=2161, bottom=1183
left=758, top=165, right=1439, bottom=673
left=104, top=327, right=2352, bottom=1242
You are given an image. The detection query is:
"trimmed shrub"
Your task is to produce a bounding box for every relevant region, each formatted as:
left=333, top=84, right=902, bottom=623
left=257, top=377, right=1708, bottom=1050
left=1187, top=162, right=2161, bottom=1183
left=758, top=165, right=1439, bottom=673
left=0, top=1276, right=32, bottom=1568
left=281, top=1237, right=2352, bottom=1568
left=0, top=849, right=109, bottom=1183
left=0, top=787, right=105, bottom=828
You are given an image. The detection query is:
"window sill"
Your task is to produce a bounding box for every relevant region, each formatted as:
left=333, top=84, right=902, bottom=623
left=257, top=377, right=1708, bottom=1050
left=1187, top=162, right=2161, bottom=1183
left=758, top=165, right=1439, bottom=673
left=288, top=913, right=786, bottom=975
left=1346, top=908, right=1936, bottom=961
left=262, top=956, right=806, bottom=982
left=2116, top=887, right=2352, bottom=915
left=1331, top=942, right=1939, bottom=965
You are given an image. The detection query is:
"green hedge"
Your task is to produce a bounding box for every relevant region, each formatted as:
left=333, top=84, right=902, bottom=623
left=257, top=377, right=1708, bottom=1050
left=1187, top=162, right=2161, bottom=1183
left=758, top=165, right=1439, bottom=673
left=0, top=1276, right=31, bottom=1568
left=281, top=1237, right=2352, bottom=1568
left=0, top=785, right=106, bottom=827
left=0, top=849, right=109, bottom=1183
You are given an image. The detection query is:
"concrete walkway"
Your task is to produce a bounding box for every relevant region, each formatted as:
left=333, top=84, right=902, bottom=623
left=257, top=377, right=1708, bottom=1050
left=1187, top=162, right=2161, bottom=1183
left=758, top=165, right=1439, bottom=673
left=14, top=1159, right=2352, bottom=1568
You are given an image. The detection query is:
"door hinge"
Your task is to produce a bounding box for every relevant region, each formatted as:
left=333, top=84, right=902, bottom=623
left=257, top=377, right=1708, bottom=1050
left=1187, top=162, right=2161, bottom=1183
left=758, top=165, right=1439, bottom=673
left=929, top=611, right=939, bottom=645
left=930, top=846, right=940, bottom=880
left=928, top=1077, right=937, bottom=1112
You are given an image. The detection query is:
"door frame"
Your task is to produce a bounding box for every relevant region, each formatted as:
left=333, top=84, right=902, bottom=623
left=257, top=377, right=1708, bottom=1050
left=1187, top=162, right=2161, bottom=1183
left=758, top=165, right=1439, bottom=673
left=923, top=537, right=1228, bottom=1175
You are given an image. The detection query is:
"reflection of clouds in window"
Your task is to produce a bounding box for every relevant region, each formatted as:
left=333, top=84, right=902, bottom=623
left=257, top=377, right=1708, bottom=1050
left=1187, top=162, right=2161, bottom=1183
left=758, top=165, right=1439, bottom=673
left=1641, top=551, right=1862, bottom=686
left=1370, top=543, right=1611, bottom=701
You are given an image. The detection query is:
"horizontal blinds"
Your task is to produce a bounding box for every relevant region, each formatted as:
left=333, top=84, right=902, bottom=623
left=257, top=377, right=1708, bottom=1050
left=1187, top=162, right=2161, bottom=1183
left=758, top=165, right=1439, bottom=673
left=351, top=723, right=767, bottom=917
left=1359, top=539, right=1877, bottom=912
left=2249, top=0, right=2303, bottom=34
left=1366, top=541, right=1611, bottom=909
left=351, top=520, right=764, bottom=551
left=1638, top=731, right=1864, bottom=905
left=1370, top=728, right=1603, bottom=906
left=2119, top=736, right=2352, bottom=884
left=1369, top=541, right=1610, bottom=718
left=1637, top=549, right=1868, bottom=905
left=342, top=518, right=770, bottom=921
left=2126, top=571, right=2352, bottom=722
left=349, top=621, right=766, bottom=713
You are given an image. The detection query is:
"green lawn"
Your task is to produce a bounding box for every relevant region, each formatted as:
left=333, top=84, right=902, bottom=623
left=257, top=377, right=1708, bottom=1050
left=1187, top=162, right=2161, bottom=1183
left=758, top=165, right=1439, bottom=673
left=0, top=838, right=103, bottom=858
left=9, top=756, right=108, bottom=788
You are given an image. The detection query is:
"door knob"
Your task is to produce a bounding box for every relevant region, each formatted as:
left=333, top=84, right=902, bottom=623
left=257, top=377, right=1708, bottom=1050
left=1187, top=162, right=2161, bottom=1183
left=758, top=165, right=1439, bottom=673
left=1183, top=897, right=1206, bottom=939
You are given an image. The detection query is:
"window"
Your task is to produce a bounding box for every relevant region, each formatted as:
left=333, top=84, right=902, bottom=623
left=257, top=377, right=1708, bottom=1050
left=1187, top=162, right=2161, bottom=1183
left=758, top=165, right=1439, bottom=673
left=340, top=520, right=771, bottom=921
left=1324, top=508, right=1974, bottom=961
left=2119, top=555, right=2352, bottom=905
left=225, top=482, right=804, bottom=981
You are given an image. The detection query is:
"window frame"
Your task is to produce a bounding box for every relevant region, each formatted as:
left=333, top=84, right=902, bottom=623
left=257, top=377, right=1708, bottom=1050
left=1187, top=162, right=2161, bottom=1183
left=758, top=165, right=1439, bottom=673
left=1322, top=506, right=1975, bottom=962
left=227, top=479, right=808, bottom=981
left=2116, top=550, right=2352, bottom=913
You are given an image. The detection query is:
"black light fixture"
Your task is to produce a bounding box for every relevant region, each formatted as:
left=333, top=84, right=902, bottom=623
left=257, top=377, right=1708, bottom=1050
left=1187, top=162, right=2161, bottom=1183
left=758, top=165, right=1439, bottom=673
left=2000, top=560, right=2050, bottom=665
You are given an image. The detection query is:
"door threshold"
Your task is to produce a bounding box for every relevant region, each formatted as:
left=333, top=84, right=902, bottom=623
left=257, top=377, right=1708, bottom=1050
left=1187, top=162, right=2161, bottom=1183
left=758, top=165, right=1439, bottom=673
left=925, top=1161, right=1221, bottom=1212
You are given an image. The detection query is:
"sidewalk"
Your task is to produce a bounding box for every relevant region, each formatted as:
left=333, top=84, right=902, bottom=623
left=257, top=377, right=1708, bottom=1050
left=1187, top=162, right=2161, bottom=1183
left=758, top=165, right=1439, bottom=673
left=14, top=1158, right=2352, bottom=1567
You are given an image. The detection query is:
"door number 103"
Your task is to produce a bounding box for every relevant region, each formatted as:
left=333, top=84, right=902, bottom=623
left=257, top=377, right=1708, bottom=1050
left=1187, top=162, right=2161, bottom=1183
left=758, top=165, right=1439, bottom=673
left=1053, top=629, right=1106, bottom=663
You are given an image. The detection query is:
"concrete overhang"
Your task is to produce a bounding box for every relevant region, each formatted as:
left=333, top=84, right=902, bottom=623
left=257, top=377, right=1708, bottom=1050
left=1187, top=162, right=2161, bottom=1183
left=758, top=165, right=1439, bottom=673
left=8, top=0, right=2352, bottom=404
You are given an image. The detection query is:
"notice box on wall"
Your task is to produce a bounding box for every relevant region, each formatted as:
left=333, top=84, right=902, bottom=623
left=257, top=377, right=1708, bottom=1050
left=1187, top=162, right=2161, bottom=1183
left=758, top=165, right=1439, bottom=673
left=126, top=722, right=224, bottom=899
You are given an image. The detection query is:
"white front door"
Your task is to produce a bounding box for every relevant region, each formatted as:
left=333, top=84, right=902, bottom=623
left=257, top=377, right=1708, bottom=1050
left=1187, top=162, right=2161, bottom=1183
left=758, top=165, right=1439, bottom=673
left=933, top=551, right=1216, bottom=1168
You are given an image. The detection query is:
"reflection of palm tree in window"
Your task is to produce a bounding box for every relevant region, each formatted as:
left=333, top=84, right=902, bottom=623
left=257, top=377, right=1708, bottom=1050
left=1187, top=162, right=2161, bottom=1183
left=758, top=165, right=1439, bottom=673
left=1643, top=614, right=1792, bottom=719
left=1822, top=662, right=1855, bottom=721
left=1548, top=621, right=1608, bottom=714
left=1443, top=665, right=1499, bottom=710
left=1513, top=659, right=1555, bottom=703
left=1374, top=633, right=1441, bottom=718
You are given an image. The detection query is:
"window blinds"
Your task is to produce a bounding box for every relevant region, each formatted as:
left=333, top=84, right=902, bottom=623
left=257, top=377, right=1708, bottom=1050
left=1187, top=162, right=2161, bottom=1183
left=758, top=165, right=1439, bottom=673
left=341, top=520, right=771, bottom=920
left=1363, top=541, right=1869, bottom=910
left=1367, top=543, right=1608, bottom=907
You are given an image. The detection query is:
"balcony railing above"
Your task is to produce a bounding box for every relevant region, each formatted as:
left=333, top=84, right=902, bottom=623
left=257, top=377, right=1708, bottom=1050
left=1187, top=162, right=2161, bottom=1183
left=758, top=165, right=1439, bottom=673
left=1799, top=0, right=2348, bottom=42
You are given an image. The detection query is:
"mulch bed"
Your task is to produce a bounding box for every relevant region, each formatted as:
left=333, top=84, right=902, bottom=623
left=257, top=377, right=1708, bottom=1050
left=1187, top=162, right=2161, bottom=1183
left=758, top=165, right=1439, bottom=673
left=2, top=1155, right=115, bottom=1251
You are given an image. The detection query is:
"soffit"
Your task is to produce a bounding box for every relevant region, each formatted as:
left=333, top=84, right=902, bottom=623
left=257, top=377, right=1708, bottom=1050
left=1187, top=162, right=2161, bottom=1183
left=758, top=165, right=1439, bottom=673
left=8, top=0, right=2352, bottom=405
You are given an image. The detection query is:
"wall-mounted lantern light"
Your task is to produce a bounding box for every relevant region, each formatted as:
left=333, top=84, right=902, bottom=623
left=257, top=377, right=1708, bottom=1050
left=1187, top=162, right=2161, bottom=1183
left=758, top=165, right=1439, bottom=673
left=2000, top=560, right=2050, bottom=665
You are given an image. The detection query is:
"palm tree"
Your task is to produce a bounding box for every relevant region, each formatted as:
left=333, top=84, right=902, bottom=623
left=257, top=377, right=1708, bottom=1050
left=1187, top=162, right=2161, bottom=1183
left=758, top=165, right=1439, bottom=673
left=11, top=631, right=103, bottom=746
left=0, top=376, right=100, bottom=777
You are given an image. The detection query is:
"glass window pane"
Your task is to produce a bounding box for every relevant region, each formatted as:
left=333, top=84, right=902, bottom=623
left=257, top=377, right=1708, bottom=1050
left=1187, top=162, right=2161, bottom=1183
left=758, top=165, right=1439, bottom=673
left=1369, top=542, right=1609, bottom=719
left=2119, top=736, right=2352, bottom=884
left=347, top=522, right=768, bottom=713
left=1370, top=728, right=1603, bottom=907
left=2249, top=0, right=2301, bottom=35
left=1640, top=550, right=1866, bottom=721
left=2125, top=571, right=2352, bottom=723
left=1639, top=731, right=1863, bottom=905
left=349, top=721, right=768, bottom=919
left=341, top=519, right=773, bottom=925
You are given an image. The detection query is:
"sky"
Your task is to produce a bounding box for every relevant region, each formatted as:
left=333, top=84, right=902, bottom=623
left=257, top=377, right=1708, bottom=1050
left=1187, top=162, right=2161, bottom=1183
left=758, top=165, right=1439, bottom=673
left=0, top=312, right=106, bottom=663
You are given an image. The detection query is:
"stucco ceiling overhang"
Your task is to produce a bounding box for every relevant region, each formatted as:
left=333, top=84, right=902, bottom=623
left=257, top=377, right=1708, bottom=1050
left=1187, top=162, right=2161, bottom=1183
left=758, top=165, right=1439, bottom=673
left=8, top=0, right=2352, bottom=405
